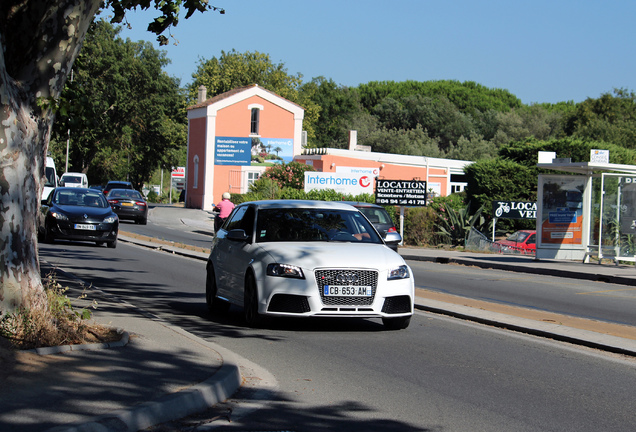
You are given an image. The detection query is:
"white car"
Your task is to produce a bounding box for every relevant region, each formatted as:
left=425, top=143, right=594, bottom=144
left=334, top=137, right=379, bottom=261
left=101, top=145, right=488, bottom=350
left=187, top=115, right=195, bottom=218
left=206, top=200, right=414, bottom=330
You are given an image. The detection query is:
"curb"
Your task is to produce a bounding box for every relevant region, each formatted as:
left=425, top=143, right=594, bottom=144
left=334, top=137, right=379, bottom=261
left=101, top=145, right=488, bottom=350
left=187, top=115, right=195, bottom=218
left=26, top=328, right=129, bottom=356
left=401, top=254, right=636, bottom=287
left=415, top=298, right=636, bottom=358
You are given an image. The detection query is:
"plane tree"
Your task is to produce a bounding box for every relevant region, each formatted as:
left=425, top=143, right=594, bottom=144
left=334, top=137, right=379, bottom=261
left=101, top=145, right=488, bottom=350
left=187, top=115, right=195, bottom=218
left=0, top=0, right=224, bottom=311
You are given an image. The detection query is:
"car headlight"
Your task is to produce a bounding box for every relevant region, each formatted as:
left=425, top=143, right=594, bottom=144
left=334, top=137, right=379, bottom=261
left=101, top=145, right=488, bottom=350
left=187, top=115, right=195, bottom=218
left=50, top=211, right=68, bottom=221
left=387, top=265, right=410, bottom=280
left=267, top=263, right=305, bottom=279
left=103, top=215, right=118, bottom=223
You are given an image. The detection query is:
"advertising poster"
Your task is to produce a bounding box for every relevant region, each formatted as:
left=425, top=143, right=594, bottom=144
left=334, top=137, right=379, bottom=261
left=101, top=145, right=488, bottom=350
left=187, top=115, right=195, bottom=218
left=539, top=176, right=585, bottom=245
left=258, top=138, right=294, bottom=163
left=215, top=137, right=251, bottom=165
left=620, top=177, right=636, bottom=235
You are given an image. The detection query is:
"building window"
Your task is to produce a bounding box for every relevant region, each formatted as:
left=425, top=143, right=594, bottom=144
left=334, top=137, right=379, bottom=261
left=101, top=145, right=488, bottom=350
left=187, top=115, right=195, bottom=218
left=250, top=108, right=260, bottom=135
left=248, top=104, right=263, bottom=135
left=193, top=155, right=199, bottom=189
left=247, top=171, right=260, bottom=187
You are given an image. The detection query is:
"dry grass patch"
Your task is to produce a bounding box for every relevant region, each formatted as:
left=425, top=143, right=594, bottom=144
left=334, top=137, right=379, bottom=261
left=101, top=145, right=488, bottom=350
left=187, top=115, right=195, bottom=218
left=0, top=274, right=121, bottom=350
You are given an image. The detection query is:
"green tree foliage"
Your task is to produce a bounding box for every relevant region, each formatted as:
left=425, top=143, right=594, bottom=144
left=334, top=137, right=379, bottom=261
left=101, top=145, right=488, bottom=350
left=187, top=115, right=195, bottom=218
left=364, top=125, right=442, bottom=157
left=357, top=80, right=523, bottom=116
left=299, top=77, right=364, bottom=148
left=49, top=20, right=187, bottom=188
left=565, top=89, right=636, bottom=149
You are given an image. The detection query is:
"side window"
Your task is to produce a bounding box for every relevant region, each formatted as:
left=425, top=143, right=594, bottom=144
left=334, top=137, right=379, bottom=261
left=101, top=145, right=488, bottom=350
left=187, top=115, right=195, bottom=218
left=225, top=206, right=247, bottom=232
left=527, top=234, right=536, bottom=245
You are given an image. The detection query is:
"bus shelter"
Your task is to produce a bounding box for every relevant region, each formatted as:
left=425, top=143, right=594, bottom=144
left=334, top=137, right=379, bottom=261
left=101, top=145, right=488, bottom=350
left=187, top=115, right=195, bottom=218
left=536, top=161, right=636, bottom=263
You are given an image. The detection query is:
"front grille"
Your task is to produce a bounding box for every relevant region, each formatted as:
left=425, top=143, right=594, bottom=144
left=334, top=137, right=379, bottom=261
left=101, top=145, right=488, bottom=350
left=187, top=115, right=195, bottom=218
left=268, top=294, right=310, bottom=313
left=315, top=269, right=378, bottom=306
left=382, top=295, right=413, bottom=314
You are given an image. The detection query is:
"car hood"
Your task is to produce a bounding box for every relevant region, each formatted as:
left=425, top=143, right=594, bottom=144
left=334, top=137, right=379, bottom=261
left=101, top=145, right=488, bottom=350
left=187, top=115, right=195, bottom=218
left=54, top=205, right=115, bottom=218
left=497, top=239, right=534, bottom=249
left=256, top=242, right=405, bottom=270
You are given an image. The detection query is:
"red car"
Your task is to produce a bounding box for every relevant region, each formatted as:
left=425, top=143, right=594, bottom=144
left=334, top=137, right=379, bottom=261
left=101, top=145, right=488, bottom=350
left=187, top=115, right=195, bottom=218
left=496, top=230, right=536, bottom=254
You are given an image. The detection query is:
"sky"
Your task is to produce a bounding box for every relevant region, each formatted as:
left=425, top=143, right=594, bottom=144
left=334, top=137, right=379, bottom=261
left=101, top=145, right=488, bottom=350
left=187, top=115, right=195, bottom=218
left=108, top=0, right=636, bottom=105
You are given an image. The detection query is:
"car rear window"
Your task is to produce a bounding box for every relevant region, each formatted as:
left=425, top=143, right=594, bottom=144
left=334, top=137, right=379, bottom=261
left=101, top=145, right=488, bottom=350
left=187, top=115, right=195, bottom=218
left=255, top=208, right=382, bottom=244
left=357, top=207, right=393, bottom=225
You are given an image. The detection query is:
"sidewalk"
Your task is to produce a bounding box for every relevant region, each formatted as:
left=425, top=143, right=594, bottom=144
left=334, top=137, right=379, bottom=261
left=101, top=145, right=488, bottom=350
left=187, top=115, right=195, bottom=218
left=0, top=264, right=242, bottom=432
left=3, top=204, right=635, bottom=432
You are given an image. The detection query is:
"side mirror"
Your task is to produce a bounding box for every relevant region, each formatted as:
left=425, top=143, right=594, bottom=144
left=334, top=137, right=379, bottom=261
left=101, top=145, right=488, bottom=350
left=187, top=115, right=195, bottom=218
left=227, top=229, right=249, bottom=242
left=384, top=231, right=402, bottom=244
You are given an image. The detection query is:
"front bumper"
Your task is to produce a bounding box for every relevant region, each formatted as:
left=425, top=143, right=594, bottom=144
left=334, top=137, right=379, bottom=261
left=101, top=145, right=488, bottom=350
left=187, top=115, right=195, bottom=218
left=257, top=267, right=414, bottom=319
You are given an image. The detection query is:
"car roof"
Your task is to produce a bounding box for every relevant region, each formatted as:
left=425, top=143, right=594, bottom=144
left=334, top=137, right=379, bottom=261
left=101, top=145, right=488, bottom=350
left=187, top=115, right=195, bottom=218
left=240, top=199, right=359, bottom=210
left=55, top=187, right=95, bottom=192
left=340, top=201, right=384, bottom=209
left=61, top=172, right=85, bottom=177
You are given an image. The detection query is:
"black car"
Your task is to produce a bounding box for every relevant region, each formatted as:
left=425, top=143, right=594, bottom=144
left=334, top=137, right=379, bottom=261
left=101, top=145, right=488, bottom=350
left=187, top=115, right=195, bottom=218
left=342, top=202, right=402, bottom=252
left=107, top=188, right=148, bottom=225
left=38, top=187, right=119, bottom=248
left=103, top=181, right=134, bottom=195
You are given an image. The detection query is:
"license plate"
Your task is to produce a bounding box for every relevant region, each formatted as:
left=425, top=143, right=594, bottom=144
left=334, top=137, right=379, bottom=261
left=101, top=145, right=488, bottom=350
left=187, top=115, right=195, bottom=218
left=74, top=224, right=96, bottom=230
left=122, top=202, right=133, bottom=207
left=323, top=285, right=372, bottom=297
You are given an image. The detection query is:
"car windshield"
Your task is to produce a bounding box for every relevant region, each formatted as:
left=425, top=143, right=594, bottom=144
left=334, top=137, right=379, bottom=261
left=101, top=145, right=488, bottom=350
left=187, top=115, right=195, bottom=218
left=507, top=231, right=530, bottom=242
left=255, top=208, right=383, bottom=244
left=54, top=190, right=107, bottom=208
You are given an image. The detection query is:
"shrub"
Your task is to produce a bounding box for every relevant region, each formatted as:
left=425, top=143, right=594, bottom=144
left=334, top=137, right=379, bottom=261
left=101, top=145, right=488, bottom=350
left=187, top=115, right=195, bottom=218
left=260, top=161, right=315, bottom=189
left=0, top=274, right=101, bottom=350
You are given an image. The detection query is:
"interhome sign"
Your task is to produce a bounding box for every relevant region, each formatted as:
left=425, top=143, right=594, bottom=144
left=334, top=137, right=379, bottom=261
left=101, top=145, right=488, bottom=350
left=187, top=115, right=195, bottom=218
left=492, top=201, right=537, bottom=219
left=375, top=179, right=427, bottom=206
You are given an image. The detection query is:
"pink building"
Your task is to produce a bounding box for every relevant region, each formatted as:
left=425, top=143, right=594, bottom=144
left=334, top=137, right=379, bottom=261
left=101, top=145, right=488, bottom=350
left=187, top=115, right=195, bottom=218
left=185, top=84, right=305, bottom=210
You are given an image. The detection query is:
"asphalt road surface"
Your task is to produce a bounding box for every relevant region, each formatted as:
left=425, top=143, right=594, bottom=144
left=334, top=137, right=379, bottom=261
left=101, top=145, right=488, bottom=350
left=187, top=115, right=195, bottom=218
left=39, top=240, right=636, bottom=431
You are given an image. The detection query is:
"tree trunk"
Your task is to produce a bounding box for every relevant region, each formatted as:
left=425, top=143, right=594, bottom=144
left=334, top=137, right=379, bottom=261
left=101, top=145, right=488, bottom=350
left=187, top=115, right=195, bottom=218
left=0, top=0, right=102, bottom=312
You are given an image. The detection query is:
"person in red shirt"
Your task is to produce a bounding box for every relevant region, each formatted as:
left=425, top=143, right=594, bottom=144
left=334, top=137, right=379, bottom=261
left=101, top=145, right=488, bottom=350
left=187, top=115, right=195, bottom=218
left=214, top=192, right=235, bottom=232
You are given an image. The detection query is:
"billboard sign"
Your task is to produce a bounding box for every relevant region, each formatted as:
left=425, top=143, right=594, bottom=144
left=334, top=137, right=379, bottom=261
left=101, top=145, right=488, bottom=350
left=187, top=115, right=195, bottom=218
left=375, top=179, right=427, bottom=206
left=492, top=201, right=537, bottom=219
left=171, top=166, right=185, bottom=179
left=539, top=175, right=585, bottom=245
left=215, top=137, right=251, bottom=165
left=304, top=172, right=374, bottom=195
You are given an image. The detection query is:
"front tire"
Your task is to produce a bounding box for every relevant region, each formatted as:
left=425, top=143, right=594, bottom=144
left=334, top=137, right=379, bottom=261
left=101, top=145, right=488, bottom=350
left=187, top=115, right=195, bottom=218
left=107, top=237, right=117, bottom=249
left=44, top=222, right=55, bottom=244
left=382, top=316, right=411, bottom=330
left=244, top=272, right=264, bottom=327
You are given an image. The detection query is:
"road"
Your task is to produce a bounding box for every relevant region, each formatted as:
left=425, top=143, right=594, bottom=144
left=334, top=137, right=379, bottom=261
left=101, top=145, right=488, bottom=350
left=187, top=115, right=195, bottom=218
left=38, top=239, right=636, bottom=431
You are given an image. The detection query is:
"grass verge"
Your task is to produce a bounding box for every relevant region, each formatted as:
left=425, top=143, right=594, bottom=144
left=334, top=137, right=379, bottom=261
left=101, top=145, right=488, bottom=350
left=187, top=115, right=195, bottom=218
left=0, top=274, right=121, bottom=350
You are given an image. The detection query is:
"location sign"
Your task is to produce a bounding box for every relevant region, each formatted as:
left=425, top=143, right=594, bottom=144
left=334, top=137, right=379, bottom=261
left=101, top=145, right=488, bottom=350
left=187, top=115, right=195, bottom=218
left=375, top=179, right=427, bottom=206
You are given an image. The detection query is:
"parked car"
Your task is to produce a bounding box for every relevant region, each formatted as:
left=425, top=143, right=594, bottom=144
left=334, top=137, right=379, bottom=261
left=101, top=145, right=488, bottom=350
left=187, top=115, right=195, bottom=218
left=103, top=181, right=134, bottom=195
left=206, top=200, right=414, bottom=330
left=59, top=172, right=88, bottom=188
left=107, top=188, right=148, bottom=225
left=38, top=187, right=119, bottom=248
left=341, top=201, right=401, bottom=252
left=496, top=230, right=536, bottom=254
left=41, top=156, right=58, bottom=201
